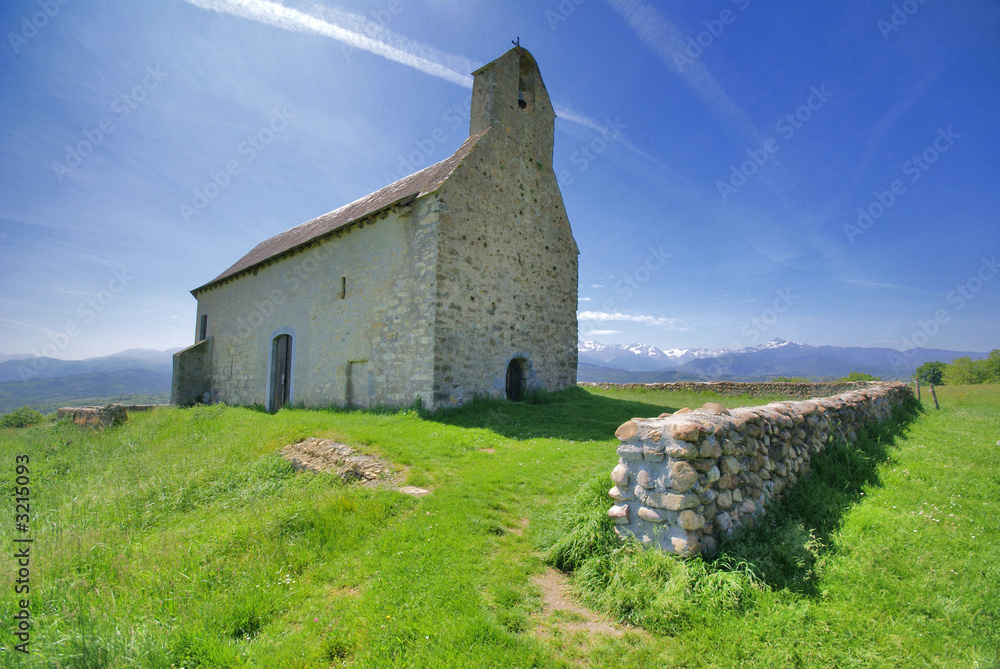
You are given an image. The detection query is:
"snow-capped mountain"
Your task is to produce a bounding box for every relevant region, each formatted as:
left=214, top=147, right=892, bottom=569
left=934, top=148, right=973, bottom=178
left=578, top=340, right=731, bottom=371
left=741, top=338, right=798, bottom=352
left=578, top=338, right=985, bottom=380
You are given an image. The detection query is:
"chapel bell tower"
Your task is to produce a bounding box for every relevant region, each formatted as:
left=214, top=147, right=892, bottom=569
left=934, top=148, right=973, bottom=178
left=469, top=47, right=555, bottom=166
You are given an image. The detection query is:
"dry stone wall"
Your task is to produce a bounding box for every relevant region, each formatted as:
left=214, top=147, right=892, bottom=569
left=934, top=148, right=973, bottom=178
left=607, top=382, right=913, bottom=556
left=581, top=380, right=874, bottom=399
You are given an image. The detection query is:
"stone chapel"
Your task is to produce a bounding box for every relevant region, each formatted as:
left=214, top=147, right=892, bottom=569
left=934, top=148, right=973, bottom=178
left=171, top=47, right=578, bottom=411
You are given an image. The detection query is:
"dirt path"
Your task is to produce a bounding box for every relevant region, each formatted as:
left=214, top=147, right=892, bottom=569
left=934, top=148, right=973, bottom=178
left=532, top=567, right=624, bottom=638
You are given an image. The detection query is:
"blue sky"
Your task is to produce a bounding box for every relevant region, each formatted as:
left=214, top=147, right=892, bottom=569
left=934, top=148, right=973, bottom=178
left=1, top=0, right=997, bottom=360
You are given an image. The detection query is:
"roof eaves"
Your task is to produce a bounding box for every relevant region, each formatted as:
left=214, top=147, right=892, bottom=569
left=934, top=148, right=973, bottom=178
left=191, top=128, right=489, bottom=296
left=190, top=192, right=420, bottom=297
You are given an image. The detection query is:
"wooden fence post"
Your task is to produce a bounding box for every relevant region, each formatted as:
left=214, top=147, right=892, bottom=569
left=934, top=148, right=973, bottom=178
left=929, top=383, right=940, bottom=410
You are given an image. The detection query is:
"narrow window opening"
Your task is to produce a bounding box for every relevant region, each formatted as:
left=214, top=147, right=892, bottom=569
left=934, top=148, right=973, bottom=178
left=516, top=55, right=535, bottom=111
left=198, top=314, right=208, bottom=341
left=340, top=276, right=346, bottom=299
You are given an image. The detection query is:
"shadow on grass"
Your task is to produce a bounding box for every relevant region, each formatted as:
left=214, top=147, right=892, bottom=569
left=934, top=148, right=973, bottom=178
left=714, top=395, right=923, bottom=595
left=423, top=386, right=686, bottom=442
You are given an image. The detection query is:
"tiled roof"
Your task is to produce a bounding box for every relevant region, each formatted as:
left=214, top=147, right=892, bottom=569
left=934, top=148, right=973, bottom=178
left=193, top=127, right=490, bottom=294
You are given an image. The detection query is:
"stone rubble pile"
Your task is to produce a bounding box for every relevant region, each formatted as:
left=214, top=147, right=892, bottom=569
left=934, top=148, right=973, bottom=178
left=280, top=437, right=395, bottom=483
left=607, top=382, right=913, bottom=556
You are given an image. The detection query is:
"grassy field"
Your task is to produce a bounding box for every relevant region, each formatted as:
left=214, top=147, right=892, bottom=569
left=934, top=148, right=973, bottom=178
left=0, top=385, right=996, bottom=668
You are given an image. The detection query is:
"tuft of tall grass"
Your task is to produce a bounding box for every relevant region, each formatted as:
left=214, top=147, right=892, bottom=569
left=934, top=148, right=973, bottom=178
left=542, top=467, right=764, bottom=632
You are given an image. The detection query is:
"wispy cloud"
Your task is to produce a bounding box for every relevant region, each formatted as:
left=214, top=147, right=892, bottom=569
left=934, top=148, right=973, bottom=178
left=578, top=310, right=688, bottom=329
left=182, top=0, right=476, bottom=87
left=605, top=0, right=766, bottom=147
left=554, top=100, right=687, bottom=185
left=840, top=277, right=923, bottom=292
left=829, top=62, right=947, bottom=218
left=182, top=0, right=648, bottom=143
left=585, top=329, right=623, bottom=335
left=0, top=316, right=61, bottom=336
left=552, top=104, right=610, bottom=133
left=605, top=0, right=818, bottom=211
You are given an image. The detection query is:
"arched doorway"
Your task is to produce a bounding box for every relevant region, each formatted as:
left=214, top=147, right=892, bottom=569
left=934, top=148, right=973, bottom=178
left=505, top=358, right=526, bottom=402
left=269, top=333, right=292, bottom=411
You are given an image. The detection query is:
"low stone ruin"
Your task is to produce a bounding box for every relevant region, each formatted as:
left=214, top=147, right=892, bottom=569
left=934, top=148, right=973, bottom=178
left=278, top=438, right=430, bottom=499
left=608, top=382, right=913, bottom=556
left=57, top=404, right=129, bottom=428
left=280, top=438, right=395, bottom=483
left=55, top=403, right=162, bottom=429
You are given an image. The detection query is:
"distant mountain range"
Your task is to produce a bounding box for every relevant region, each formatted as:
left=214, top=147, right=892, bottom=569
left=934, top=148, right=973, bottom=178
left=0, top=348, right=179, bottom=383
left=0, top=348, right=178, bottom=414
left=0, top=340, right=989, bottom=415
left=577, top=340, right=729, bottom=371
left=578, top=338, right=987, bottom=383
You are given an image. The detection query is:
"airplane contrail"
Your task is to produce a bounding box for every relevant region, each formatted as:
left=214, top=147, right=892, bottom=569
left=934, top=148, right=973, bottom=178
left=605, top=0, right=768, bottom=148
left=183, top=0, right=618, bottom=134
left=181, top=0, right=475, bottom=88
left=182, top=0, right=678, bottom=184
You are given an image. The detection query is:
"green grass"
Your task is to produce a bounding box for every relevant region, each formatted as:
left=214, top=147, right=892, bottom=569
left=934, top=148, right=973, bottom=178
left=0, top=385, right=996, bottom=667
